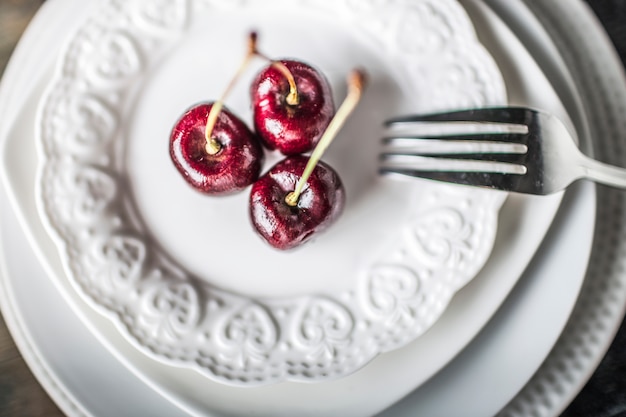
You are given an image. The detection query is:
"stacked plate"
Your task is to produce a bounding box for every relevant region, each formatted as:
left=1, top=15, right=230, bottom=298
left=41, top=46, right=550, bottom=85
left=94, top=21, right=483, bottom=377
left=1, top=0, right=624, bottom=415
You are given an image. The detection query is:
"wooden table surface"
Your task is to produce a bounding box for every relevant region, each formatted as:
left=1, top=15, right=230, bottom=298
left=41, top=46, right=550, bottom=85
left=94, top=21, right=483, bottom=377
left=1, top=1, right=626, bottom=416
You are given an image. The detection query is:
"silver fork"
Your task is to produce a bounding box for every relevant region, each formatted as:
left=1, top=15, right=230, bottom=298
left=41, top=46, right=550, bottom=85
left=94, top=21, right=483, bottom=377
left=379, top=106, right=626, bottom=195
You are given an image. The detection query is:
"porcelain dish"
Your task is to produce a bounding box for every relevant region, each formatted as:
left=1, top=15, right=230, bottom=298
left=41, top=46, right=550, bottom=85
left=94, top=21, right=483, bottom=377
left=3, top=0, right=620, bottom=415
left=1, top=0, right=573, bottom=414
left=1, top=0, right=579, bottom=415
left=35, top=0, right=511, bottom=386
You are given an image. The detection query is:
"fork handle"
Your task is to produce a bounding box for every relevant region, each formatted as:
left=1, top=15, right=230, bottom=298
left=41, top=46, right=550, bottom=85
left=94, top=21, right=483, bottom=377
left=582, top=156, right=626, bottom=189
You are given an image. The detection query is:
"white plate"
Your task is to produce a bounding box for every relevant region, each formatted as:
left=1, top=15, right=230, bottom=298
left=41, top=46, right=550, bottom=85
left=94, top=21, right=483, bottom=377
left=0, top=0, right=596, bottom=414
left=34, top=0, right=510, bottom=386
left=1, top=0, right=572, bottom=415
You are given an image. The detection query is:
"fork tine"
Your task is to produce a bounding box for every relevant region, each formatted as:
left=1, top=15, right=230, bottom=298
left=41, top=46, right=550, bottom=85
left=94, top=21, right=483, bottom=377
left=385, top=107, right=534, bottom=126
left=381, top=151, right=529, bottom=165
left=382, top=132, right=530, bottom=145
left=379, top=168, right=522, bottom=192
left=379, top=153, right=527, bottom=174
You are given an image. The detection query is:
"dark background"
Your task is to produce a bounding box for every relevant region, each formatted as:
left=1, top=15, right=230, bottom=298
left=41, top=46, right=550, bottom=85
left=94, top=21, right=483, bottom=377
left=0, top=0, right=625, bottom=416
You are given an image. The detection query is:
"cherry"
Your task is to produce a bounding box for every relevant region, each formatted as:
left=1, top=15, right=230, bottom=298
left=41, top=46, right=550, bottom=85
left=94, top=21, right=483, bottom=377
left=250, top=59, right=335, bottom=155
left=170, top=103, right=263, bottom=194
left=250, top=156, right=345, bottom=250
left=169, top=33, right=263, bottom=195
left=250, top=70, right=366, bottom=250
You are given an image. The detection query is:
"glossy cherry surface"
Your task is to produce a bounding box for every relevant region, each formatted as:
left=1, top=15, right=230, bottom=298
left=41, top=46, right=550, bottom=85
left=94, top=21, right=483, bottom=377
left=170, top=102, right=264, bottom=195
left=251, top=60, right=334, bottom=155
left=250, top=155, right=345, bottom=250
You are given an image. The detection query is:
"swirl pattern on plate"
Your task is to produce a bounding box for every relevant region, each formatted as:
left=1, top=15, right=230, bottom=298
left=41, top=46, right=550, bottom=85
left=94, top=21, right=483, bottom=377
left=36, top=0, right=506, bottom=385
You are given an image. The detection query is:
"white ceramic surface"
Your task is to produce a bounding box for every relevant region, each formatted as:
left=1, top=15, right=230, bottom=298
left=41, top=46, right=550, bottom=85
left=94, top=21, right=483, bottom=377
left=34, top=0, right=509, bottom=386
left=0, top=192, right=188, bottom=417
left=0, top=0, right=559, bottom=413
left=2, top=1, right=573, bottom=415
left=0, top=0, right=608, bottom=415
left=1, top=0, right=576, bottom=412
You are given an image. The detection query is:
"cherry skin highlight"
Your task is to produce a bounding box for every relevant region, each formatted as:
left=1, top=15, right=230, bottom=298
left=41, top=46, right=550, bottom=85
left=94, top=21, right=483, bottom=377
left=249, top=155, right=345, bottom=250
left=251, top=60, right=335, bottom=155
left=170, top=102, right=264, bottom=195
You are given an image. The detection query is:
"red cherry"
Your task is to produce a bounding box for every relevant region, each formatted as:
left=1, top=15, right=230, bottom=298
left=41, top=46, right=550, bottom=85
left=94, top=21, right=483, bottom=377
left=249, top=69, right=366, bottom=250
left=170, top=102, right=264, bottom=195
left=249, top=156, right=345, bottom=250
left=251, top=60, right=335, bottom=155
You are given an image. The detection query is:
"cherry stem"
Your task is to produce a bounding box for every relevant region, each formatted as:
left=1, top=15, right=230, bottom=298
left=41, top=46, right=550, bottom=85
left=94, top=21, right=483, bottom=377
left=270, top=61, right=300, bottom=106
left=204, top=33, right=259, bottom=155
left=204, top=32, right=300, bottom=154
left=253, top=52, right=299, bottom=106
left=285, top=69, right=367, bottom=207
